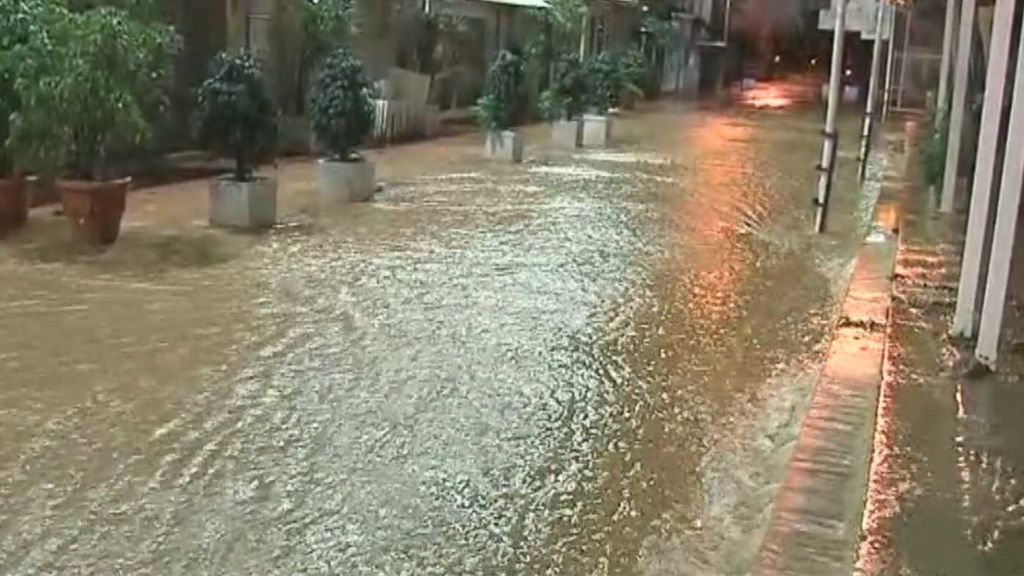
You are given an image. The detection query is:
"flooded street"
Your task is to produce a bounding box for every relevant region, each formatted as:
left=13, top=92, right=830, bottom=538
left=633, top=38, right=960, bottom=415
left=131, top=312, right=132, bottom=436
left=1, top=88, right=874, bottom=574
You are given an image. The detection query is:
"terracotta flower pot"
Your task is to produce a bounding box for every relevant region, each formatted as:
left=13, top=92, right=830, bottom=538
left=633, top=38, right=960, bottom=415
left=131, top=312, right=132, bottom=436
left=59, top=178, right=130, bottom=245
left=0, top=177, right=29, bottom=233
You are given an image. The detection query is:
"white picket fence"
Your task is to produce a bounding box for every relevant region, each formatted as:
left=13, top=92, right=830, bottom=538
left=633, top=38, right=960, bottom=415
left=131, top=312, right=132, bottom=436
left=370, top=68, right=440, bottom=145
left=371, top=99, right=441, bottom=145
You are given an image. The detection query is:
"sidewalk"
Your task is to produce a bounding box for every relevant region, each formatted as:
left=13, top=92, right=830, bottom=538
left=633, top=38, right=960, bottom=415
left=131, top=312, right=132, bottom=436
left=854, top=123, right=1024, bottom=574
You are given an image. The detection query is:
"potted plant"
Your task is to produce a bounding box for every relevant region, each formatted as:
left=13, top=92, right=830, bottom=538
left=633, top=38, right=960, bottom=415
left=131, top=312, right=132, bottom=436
left=541, top=53, right=587, bottom=150
left=9, top=3, right=178, bottom=245
left=476, top=50, right=525, bottom=163
left=279, top=0, right=355, bottom=154
left=194, top=51, right=279, bottom=229
left=582, top=52, right=618, bottom=149
left=617, top=49, right=647, bottom=111
left=308, top=47, right=376, bottom=205
left=0, top=0, right=38, bottom=233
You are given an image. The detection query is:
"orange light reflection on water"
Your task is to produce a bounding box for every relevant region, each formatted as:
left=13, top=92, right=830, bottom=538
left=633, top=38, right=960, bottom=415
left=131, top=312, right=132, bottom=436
left=672, top=117, right=757, bottom=327
left=739, top=85, right=794, bottom=109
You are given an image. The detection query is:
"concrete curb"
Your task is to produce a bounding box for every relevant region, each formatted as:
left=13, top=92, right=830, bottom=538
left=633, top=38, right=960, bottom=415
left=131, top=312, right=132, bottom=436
left=754, top=207, right=900, bottom=574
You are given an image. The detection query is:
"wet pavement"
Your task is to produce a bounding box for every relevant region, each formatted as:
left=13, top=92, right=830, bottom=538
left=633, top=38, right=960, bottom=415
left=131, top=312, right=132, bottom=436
left=854, top=131, right=1024, bottom=575
left=1, top=82, right=876, bottom=575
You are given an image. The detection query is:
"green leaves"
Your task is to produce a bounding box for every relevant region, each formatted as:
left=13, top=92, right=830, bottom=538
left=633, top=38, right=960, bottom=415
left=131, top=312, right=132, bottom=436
left=922, top=113, right=949, bottom=190
left=552, top=54, right=587, bottom=120
left=193, top=51, right=278, bottom=182
left=6, top=0, right=179, bottom=180
left=301, top=0, right=355, bottom=71
left=308, top=47, right=373, bottom=161
left=475, top=50, right=525, bottom=132
left=0, top=0, right=61, bottom=176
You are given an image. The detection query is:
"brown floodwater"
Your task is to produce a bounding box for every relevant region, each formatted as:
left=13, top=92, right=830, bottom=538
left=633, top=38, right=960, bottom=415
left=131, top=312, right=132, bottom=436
left=1, top=85, right=873, bottom=575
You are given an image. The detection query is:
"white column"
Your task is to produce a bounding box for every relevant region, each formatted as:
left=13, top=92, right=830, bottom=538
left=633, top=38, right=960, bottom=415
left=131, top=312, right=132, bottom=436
left=952, top=0, right=1017, bottom=338
left=896, top=8, right=913, bottom=109
left=814, top=0, right=848, bottom=233
left=940, top=0, right=977, bottom=213
left=936, top=0, right=959, bottom=119
left=859, top=0, right=887, bottom=180
left=882, top=4, right=897, bottom=120
left=975, top=19, right=1024, bottom=369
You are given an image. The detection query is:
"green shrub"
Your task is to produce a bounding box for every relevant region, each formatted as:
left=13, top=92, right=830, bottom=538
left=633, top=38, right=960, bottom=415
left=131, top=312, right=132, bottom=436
left=0, top=0, right=53, bottom=177
left=617, top=49, right=648, bottom=99
left=308, top=47, right=374, bottom=162
left=541, top=54, right=586, bottom=121
left=193, top=51, right=278, bottom=182
left=476, top=50, right=525, bottom=132
left=301, top=0, right=354, bottom=73
left=8, top=2, right=178, bottom=180
left=922, top=113, right=949, bottom=189
left=585, top=52, right=618, bottom=114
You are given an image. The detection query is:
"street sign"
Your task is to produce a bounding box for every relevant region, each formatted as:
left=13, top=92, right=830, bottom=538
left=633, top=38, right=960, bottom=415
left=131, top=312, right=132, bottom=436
left=818, top=0, right=892, bottom=40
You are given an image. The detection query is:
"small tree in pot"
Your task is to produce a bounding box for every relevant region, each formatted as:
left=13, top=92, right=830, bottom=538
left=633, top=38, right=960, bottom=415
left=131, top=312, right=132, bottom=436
left=540, top=53, right=587, bottom=149
left=308, top=47, right=375, bottom=205
left=9, top=3, right=178, bottom=245
left=194, top=51, right=279, bottom=229
left=581, top=52, right=619, bottom=149
left=477, top=50, right=526, bottom=163
left=0, top=0, right=43, bottom=233
left=617, top=49, right=648, bottom=110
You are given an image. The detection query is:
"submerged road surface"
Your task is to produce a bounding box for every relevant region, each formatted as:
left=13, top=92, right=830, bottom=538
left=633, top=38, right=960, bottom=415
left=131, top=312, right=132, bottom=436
left=1, top=84, right=875, bottom=574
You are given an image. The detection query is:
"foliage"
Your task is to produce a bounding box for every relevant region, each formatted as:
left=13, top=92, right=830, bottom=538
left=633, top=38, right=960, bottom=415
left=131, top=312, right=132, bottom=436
left=540, top=54, right=586, bottom=121
left=585, top=52, right=619, bottom=114
left=193, top=51, right=278, bottom=182
left=475, top=50, right=525, bottom=132
left=8, top=2, right=179, bottom=180
left=407, top=12, right=473, bottom=77
left=641, top=12, right=678, bottom=49
left=922, top=113, right=949, bottom=189
left=301, top=0, right=354, bottom=71
left=0, top=0, right=56, bottom=176
left=619, top=49, right=648, bottom=90
left=545, top=0, right=590, bottom=38
left=66, top=0, right=164, bottom=20
left=308, top=47, right=374, bottom=162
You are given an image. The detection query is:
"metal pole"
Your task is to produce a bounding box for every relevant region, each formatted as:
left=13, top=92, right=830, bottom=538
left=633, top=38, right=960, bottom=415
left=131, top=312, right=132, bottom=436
left=579, top=14, right=589, bottom=59
left=859, top=0, right=887, bottom=181
left=940, top=0, right=977, bottom=213
left=953, top=0, right=1016, bottom=338
left=896, top=7, right=913, bottom=110
left=936, top=0, right=958, bottom=119
left=882, top=4, right=897, bottom=120
left=814, top=0, right=848, bottom=234
left=723, top=0, right=732, bottom=46
left=975, top=18, right=1024, bottom=369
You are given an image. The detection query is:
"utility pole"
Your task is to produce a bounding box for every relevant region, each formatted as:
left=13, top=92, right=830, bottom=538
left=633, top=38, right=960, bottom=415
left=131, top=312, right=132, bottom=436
left=858, top=0, right=887, bottom=182
left=881, top=3, right=897, bottom=120
left=814, top=0, right=848, bottom=234
left=936, top=0, right=958, bottom=121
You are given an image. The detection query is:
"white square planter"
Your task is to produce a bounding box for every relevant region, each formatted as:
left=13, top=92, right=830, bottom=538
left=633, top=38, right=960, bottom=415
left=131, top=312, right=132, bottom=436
left=485, top=130, right=524, bottom=163
left=209, top=176, right=277, bottom=229
left=582, top=114, right=613, bottom=148
left=552, top=119, right=583, bottom=149
left=318, top=158, right=376, bottom=205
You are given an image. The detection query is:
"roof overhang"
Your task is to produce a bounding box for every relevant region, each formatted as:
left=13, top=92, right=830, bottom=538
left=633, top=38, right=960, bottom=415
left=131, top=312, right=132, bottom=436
left=475, top=0, right=550, bottom=8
